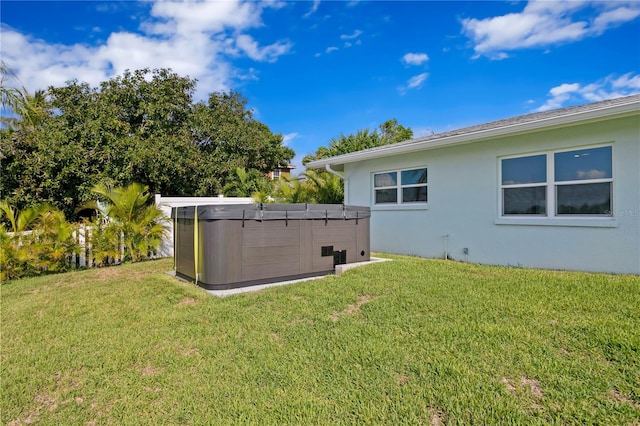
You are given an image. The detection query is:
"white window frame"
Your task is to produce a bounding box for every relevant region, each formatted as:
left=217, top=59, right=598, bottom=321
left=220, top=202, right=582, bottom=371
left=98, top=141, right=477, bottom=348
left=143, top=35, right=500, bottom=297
left=272, top=169, right=281, bottom=179
left=372, top=166, right=428, bottom=207
left=500, top=153, right=547, bottom=217
left=497, top=143, right=615, bottom=227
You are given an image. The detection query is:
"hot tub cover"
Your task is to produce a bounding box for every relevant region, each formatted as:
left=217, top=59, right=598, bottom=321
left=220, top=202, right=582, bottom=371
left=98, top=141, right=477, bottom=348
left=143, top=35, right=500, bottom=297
left=171, top=203, right=371, bottom=221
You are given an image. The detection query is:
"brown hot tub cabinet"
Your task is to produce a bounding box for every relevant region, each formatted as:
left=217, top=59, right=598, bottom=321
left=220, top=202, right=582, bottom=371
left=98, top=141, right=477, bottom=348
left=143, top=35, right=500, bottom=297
left=172, top=204, right=370, bottom=290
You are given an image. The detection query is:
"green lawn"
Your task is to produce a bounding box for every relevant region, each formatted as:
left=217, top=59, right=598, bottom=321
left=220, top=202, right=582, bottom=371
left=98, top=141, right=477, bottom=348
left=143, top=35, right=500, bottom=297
left=2, top=256, right=639, bottom=425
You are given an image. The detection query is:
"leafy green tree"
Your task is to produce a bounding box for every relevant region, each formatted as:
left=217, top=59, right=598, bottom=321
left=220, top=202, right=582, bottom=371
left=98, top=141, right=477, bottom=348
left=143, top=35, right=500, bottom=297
left=222, top=167, right=272, bottom=197
left=378, top=118, right=413, bottom=143
left=0, top=68, right=294, bottom=218
left=303, top=119, right=413, bottom=164
left=89, top=182, right=168, bottom=263
left=191, top=90, right=295, bottom=195
left=298, top=119, right=413, bottom=204
left=44, top=70, right=202, bottom=200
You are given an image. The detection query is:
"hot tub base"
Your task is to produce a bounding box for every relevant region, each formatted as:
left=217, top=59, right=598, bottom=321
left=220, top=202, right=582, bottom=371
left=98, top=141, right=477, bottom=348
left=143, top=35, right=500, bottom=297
left=175, top=269, right=335, bottom=291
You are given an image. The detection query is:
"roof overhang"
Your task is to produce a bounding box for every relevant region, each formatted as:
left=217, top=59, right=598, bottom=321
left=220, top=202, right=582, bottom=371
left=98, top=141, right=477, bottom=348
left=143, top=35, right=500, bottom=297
left=306, top=98, right=640, bottom=171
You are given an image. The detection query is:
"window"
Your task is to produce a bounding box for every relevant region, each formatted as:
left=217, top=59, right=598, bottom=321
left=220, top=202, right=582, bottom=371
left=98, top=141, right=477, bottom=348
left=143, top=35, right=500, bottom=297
left=272, top=169, right=281, bottom=179
left=554, top=146, right=612, bottom=215
left=500, top=145, right=612, bottom=218
left=374, top=167, right=427, bottom=205
left=502, top=154, right=547, bottom=215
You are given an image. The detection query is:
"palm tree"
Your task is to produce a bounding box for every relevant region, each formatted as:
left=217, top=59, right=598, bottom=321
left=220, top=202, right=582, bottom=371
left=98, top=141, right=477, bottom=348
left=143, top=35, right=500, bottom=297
left=1, top=61, right=47, bottom=130
left=0, top=200, right=47, bottom=234
left=27, top=208, right=78, bottom=273
left=251, top=190, right=274, bottom=204
left=303, top=170, right=344, bottom=204
left=90, top=182, right=168, bottom=262
left=0, top=201, right=77, bottom=280
left=272, top=175, right=313, bottom=204
left=222, top=167, right=271, bottom=197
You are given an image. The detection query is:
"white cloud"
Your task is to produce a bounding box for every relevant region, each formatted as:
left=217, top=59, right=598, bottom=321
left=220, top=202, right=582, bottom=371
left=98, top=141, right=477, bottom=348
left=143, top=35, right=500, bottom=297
left=282, top=132, right=299, bottom=146
left=340, top=30, right=363, bottom=40
left=402, top=52, right=429, bottom=66
left=344, top=39, right=362, bottom=48
left=535, top=72, right=640, bottom=111
left=147, top=1, right=260, bottom=35
left=325, top=46, right=339, bottom=54
left=236, top=34, right=293, bottom=62
left=303, top=0, right=321, bottom=18
left=593, top=5, right=640, bottom=33
left=612, top=72, right=640, bottom=89
left=399, top=72, right=429, bottom=95
left=462, top=1, right=640, bottom=59
left=550, top=82, right=581, bottom=97
left=407, top=72, right=429, bottom=89
left=0, top=0, right=292, bottom=101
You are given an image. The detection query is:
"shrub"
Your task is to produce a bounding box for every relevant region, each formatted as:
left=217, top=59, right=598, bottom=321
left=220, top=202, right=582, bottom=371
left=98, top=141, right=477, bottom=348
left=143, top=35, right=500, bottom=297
left=0, top=202, right=78, bottom=280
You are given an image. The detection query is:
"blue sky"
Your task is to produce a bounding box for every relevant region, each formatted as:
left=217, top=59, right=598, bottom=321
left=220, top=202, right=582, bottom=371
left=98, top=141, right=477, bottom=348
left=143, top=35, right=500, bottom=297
left=2, top=1, right=639, bottom=171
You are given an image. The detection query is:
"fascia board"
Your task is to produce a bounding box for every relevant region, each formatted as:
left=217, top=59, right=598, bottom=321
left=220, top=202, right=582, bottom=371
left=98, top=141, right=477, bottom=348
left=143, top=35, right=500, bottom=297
left=306, top=101, right=640, bottom=169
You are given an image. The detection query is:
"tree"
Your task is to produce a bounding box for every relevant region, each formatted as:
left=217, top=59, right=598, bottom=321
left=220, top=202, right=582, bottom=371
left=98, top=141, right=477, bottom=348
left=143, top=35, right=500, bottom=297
left=46, top=70, right=202, bottom=199
left=191, top=90, right=295, bottom=195
left=302, top=170, right=344, bottom=204
left=379, top=118, right=413, bottom=143
left=89, top=182, right=167, bottom=263
left=303, top=119, right=413, bottom=165
left=1, top=62, right=47, bottom=131
left=272, top=176, right=313, bottom=204
left=298, top=119, right=413, bottom=204
left=0, top=201, right=77, bottom=280
left=0, top=68, right=294, bottom=218
left=222, top=167, right=272, bottom=197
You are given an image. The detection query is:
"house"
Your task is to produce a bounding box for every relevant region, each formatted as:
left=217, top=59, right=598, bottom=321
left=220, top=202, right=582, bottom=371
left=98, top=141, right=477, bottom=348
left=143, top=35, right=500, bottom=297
left=268, top=164, right=296, bottom=179
left=306, top=95, right=640, bottom=275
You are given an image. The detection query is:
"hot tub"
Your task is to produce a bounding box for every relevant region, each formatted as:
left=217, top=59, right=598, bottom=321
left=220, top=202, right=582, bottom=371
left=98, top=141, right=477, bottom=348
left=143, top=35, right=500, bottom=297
left=172, top=204, right=370, bottom=290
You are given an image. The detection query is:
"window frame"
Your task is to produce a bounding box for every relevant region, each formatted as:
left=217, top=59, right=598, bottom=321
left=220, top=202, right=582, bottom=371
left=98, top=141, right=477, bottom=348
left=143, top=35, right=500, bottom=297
left=500, top=153, right=548, bottom=217
left=372, top=166, right=428, bottom=207
left=498, top=144, right=614, bottom=222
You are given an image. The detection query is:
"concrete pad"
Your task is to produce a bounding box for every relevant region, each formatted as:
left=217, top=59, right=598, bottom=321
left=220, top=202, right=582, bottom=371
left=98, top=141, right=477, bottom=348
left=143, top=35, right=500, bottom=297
left=166, top=257, right=391, bottom=297
left=335, top=256, right=392, bottom=275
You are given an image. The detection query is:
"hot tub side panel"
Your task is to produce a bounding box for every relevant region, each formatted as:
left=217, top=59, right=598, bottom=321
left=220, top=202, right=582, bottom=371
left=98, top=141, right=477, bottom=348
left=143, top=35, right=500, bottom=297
left=200, top=220, right=242, bottom=287
left=175, top=218, right=195, bottom=281
left=241, top=220, right=303, bottom=283
left=310, top=218, right=370, bottom=270
left=356, top=218, right=370, bottom=262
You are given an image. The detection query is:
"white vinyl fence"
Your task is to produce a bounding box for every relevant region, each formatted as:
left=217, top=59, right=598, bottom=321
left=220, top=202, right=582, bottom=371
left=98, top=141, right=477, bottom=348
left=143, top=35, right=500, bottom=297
left=71, top=224, right=124, bottom=268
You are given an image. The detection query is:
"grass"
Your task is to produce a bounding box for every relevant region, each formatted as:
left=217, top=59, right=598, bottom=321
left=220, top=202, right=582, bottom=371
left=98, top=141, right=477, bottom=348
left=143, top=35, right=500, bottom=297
left=2, top=255, right=639, bottom=425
